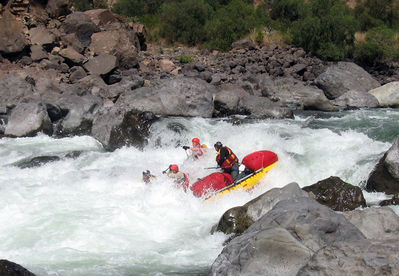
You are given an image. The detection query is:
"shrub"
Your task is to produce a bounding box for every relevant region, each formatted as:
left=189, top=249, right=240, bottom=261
left=178, top=55, right=195, bottom=63
left=204, top=0, right=259, bottom=51
left=159, top=0, right=213, bottom=45
left=112, top=0, right=165, bottom=18
left=290, top=0, right=358, bottom=60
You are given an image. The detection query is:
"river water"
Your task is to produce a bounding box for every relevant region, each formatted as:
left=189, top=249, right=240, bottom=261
left=0, top=108, right=398, bottom=275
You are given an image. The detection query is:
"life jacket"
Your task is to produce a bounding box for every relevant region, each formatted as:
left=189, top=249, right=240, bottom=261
left=216, top=146, right=238, bottom=170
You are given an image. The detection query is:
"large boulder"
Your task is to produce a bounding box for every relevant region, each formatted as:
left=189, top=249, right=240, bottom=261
left=298, top=239, right=399, bottom=275
left=46, top=0, right=71, bottom=18
left=315, top=62, right=380, bottom=99
left=84, top=9, right=123, bottom=26
left=89, top=22, right=140, bottom=69
left=54, top=92, right=103, bottom=136
left=368, top=81, right=399, bottom=107
left=366, top=137, right=399, bottom=194
left=83, top=54, right=117, bottom=75
left=331, top=89, right=379, bottom=109
left=215, top=183, right=308, bottom=235
left=61, top=12, right=99, bottom=47
left=213, top=84, right=294, bottom=119
left=29, top=26, right=56, bottom=46
left=0, top=11, right=28, bottom=54
left=260, top=76, right=336, bottom=111
left=91, top=107, right=157, bottom=151
left=302, top=176, right=366, bottom=211
left=115, top=77, right=215, bottom=118
left=343, top=206, right=399, bottom=240
left=209, top=197, right=366, bottom=276
left=4, top=100, right=52, bottom=137
left=0, top=259, right=36, bottom=276
left=0, top=75, right=37, bottom=110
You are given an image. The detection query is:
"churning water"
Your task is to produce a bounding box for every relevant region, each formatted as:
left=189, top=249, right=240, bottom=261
left=0, top=108, right=398, bottom=275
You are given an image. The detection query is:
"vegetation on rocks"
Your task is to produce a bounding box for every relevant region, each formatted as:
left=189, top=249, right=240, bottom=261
left=109, top=0, right=399, bottom=65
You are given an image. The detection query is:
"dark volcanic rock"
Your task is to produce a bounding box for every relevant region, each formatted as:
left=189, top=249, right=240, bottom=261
left=366, top=137, right=399, bottom=194
left=0, top=259, right=36, bottom=276
left=302, top=176, right=366, bottom=211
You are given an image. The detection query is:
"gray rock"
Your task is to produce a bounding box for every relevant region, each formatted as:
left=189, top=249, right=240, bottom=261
left=89, top=23, right=140, bottom=69
left=91, top=107, right=157, bottom=151
left=0, top=259, right=36, bottom=276
left=83, top=54, right=117, bottom=75
left=0, top=75, right=37, bottom=110
left=0, top=11, right=28, bottom=54
left=210, top=197, right=365, bottom=276
left=315, top=62, right=380, bottom=99
left=59, top=47, right=86, bottom=64
left=116, top=77, right=215, bottom=118
left=332, top=89, right=379, bottom=109
left=262, top=77, right=336, bottom=111
left=29, top=26, right=56, bottom=46
left=30, top=45, right=48, bottom=61
left=69, top=66, right=87, bottom=83
left=55, top=93, right=102, bottom=136
left=298, top=239, right=399, bottom=275
left=62, top=12, right=99, bottom=47
left=366, top=137, right=399, bottom=194
left=46, top=0, right=71, bottom=18
left=5, top=100, right=52, bottom=137
left=368, top=81, right=399, bottom=107
left=238, top=95, right=294, bottom=119
left=343, top=206, right=399, bottom=240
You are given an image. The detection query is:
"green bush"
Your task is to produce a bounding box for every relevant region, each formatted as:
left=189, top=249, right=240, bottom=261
left=178, top=55, right=195, bottom=63
left=354, top=0, right=399, bottom=30
left=159, top=0, right=213, bottom=45
left=203, top=0, right=259, bottom=51
left=290, top=0, right=358, bottom=60
left=353, top=41, right=383, bottom=65
left=112, top=0, right=165, bottom=18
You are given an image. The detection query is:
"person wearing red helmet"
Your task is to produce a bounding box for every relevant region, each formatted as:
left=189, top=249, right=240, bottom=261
left=182, top=138, right=207, bottom=160
left=167, top=164, right=189, bottom=190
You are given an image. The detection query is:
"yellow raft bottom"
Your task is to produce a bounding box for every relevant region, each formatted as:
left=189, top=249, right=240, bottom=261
left=205, top=161, right=278, bottom=201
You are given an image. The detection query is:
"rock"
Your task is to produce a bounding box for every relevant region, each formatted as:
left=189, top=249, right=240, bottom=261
left=380, top=193, right=399, bottom=206
left=83, top=54, right=117, bottom=75
left=343, top=206, right=399, bottom=240
left=315, top=62, right=380, bottom=99
left=84, top=9, right=123, bottom=26
left=54, top=92, right=102, bottom=136
left=231, top=38, right=256, bottom=50
left=60, top=33, right=85, bottom=53
left=215, top=183, right=309, bottom=235
left=59, top=47, right=86, bottom=64
left=15, top=155, right=61, bottom=168
left=46, top=0, right=71, bottom=18
left=209, top=197, right=365, bottom=276
left=331, top=90, right=379, bottom=109
left=0, top=11, right=28, bottom=54
left=366, top=137, right=399, bottom=194
left=29, top=26, right=56, bottom=46
left=0, top=75, right=37, bottom=110
left=368, top=81, right=399, bottom=107
left=302, top=176, right=366, bottom=211
left=238, top=94, right=294, bottom=119
left=298, top=239, right=399, bottom=275
left=30, top=45, right=48, bottom=61
left=5, top=100, right=52, bottom=137
left=91, top=107, right=157, bottom=151
left=62, top=12, right=99, bottom=47
left=159, top=59, right=175, bottom=73
left=262, top=77, right=336, bottom=111
left=69, top=66, right=87, bottom=83
left=0, top=259, right=36, bottom=276
left=89, top=23, right=140, bottom=69
left=115, top=77, right=215, bottom=118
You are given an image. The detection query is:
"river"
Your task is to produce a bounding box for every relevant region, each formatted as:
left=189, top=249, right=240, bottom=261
left=0, top=108, right=398, bottom=275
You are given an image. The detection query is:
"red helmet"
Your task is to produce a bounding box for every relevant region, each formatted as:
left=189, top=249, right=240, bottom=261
left=192, top=138, right=200, bottom=145
left=169, top=164, right=179, bottom=172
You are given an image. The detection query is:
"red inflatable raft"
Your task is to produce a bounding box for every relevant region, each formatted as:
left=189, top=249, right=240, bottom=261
left=190, top=150, right=278, bottom=199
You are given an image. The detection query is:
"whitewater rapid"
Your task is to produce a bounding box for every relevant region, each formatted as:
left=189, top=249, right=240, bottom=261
left=0, top=109, right=398, bottom=275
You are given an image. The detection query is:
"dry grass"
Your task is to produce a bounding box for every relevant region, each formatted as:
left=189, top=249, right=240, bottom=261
left=355, top=32, right=367, bottom=44
left=249, top=28, right=288, bottom=48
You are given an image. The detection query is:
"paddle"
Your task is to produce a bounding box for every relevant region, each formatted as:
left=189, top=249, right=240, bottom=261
left=204, top=166, right=220, bottom=169
left=162, top=167, right=170, bottom=174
